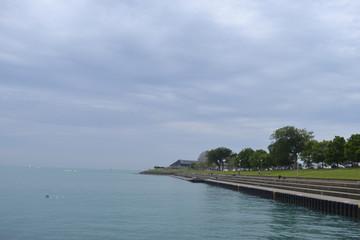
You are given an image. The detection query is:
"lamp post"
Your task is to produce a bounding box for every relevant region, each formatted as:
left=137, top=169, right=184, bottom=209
left=296, top=154, right=299, bottom=177
left=238, top=160, right=241, bottom=175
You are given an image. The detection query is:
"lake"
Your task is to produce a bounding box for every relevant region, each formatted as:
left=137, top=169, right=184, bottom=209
left=0, top=166, right=358, bottom=239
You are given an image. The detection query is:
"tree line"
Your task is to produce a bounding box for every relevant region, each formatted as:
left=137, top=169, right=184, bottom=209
left=193, top=126, right=360, bottom=171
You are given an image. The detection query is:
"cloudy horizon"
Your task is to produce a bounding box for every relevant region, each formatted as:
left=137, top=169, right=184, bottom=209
left=1, top=0, right=360, bottom=170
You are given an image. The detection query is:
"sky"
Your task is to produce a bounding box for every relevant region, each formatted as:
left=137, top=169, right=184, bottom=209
left=1, top=0, right=360, bottom=170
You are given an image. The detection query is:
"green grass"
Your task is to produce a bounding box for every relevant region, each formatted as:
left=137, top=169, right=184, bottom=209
left=144, top=168, right=360, bottom=179
left=257, top=168, right=360, bottom=179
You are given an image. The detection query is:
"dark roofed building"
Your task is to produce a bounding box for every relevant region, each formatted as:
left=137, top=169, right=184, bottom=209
left=169, top=159, right=196, bottom=169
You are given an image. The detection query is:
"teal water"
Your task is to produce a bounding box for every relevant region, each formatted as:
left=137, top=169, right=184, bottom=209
left=0, top=166, right=359, bottom=240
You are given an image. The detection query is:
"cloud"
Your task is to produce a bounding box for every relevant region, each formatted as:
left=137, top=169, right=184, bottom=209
left=1, top=0, right=360, bottom=169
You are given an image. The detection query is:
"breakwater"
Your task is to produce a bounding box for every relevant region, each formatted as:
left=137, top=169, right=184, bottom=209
left=140, top=171, right=360, bottom=218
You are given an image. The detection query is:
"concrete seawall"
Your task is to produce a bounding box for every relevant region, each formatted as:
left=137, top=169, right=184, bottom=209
left=203, top=178, right=360, bottom=218
left=141, top=171, right=360, bottom=218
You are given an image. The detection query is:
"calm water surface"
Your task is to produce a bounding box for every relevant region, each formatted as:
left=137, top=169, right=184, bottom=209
left=0, top=166, right=359, bottom=240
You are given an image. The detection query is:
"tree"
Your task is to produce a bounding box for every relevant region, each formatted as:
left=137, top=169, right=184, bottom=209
left=268, top=126, right=314, bottom=167
left=196, top=160, right=213, bottom=170
left=312, top=140, right=330, bottom=168
left=226, top=153, right=239, bottom=170
left=207, top=147, right=233, bottom=171
left=300, top=140, right=331, bottom=168
left=265, top=153, right=277, bottom=169
left=249, top=149, right=268, bottom=170
left=237, top=148, right=254, bottom=170
left=300, top=140, right=318, bottom=168
left=190, top=162, right=197, bottom=169
left=326, top=136, right=346, bottom=166
left=268, top=141, right=289, bottom=166
left=345, top=134, right=360, bottom=165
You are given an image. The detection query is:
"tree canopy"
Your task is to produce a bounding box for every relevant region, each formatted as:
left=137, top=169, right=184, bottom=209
left=249, top=149, right=268, bottom=170
left=327, top=136, right=346, bottom=166
left=207, top=147, right=233, bottom=171
left=268, top=126, right=314, bottom=166
left=346, top=134, right=360, bottom=163
left=237, top=148, right=254, bottom=170
left=312, top=140, right=330, bottom=167
left=197, top=127, right=358, bottom=171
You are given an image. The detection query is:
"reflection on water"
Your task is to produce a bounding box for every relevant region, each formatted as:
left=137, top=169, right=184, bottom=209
left=203, top=183, right=359, bottom=240
left=268, top=196, right=359, bottom=240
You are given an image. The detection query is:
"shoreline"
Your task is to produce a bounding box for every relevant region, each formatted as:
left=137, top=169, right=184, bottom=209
left=141, top=171, right=360, bottom=218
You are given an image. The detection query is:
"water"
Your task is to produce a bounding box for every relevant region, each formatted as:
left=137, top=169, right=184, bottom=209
left=0, top=166, right=359, bottom=240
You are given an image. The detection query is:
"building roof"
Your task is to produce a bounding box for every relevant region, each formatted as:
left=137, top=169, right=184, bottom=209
left=169, top=159, right=196, bottom=167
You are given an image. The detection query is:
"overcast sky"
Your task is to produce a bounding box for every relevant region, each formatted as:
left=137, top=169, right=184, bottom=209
left=1, top=0, right=359, bottom=170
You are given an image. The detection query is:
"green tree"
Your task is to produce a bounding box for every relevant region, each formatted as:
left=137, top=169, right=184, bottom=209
left=226, top=153, right=239, bottom=171
left=300, top=140, right=318, bottom=168
left=249, top=149, right=268, bottom=170
left=345, top=134, right=360, bottom=165
left=195, top=160, right=213, bottom=170
left=327, top=136, right=346, bottom=166
left=190, top=162, right=197, bottom=169
left=268, top=126, right=314, bottom=167
left=237, top=148, right=254, bottom=170
left=268, top=141, right=289, bottom=166
left=312, top=140, right=330, bottom=168
left=260, top=152, right=273, bottom=170
left=207, top=147, right=233, bottom=171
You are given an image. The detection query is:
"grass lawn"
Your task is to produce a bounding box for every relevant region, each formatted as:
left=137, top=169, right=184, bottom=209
left=248, top=168, right=360, bottom=179
left=146, top=168, right=360, bottom=179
